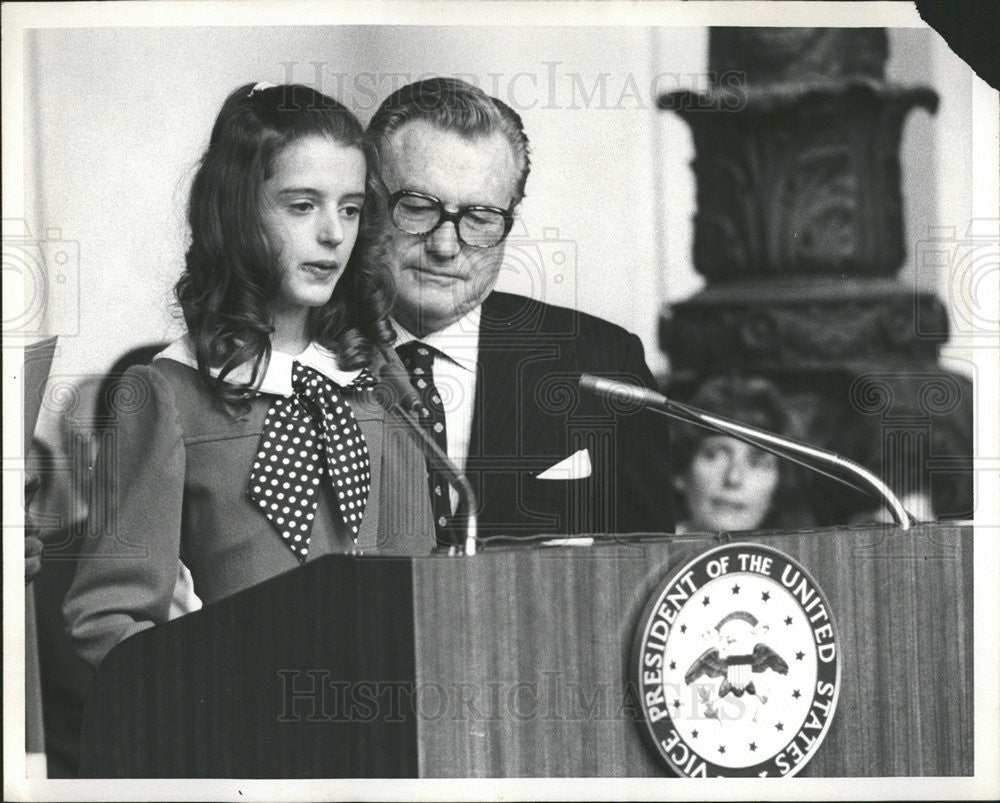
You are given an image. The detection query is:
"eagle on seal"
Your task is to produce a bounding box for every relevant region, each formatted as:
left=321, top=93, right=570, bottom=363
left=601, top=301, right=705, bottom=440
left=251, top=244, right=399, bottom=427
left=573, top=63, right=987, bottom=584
left=684, top=610, right=789, bottom=699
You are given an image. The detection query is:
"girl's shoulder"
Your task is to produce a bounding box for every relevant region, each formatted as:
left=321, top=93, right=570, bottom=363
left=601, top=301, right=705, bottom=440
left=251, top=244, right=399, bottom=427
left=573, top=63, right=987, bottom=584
left=112, top=357, right=214, bottom=434
left=144, top=337, right=215, bottom=407
left=148, top=357, right=213, bottom=407
left=150, top=358, right=267, bottom=438
left=138, top=338, right=261, bottom=435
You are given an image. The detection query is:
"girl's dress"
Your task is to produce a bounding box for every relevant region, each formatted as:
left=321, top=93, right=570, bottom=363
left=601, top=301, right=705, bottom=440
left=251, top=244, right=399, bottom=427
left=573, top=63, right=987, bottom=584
left=64, top=337, right=434, bottom=668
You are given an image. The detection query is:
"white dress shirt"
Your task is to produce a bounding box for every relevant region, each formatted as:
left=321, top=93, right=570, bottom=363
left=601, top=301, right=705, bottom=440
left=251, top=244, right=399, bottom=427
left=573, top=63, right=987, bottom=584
left=392, top=307, right=481, bottom=513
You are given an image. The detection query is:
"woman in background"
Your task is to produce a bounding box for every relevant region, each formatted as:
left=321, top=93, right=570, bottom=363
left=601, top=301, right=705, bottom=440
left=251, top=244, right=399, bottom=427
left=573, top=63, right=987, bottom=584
left=671, top=376, right=806, bottom=533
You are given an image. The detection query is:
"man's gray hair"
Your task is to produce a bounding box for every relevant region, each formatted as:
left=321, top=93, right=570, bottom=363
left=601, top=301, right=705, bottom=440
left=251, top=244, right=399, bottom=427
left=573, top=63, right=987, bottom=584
left=366, top=77, right=531, bottom=204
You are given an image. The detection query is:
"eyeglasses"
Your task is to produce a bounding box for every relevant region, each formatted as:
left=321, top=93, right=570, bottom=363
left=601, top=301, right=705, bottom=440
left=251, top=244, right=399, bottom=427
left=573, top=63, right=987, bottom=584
left=388, top=190, right=515, bottom=249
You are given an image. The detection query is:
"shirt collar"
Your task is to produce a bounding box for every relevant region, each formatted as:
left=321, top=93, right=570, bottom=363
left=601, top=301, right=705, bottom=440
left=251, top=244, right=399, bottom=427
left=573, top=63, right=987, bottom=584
left=391, top=305, right=481, bottom=373
left=156, top=335, right=363, bottom=397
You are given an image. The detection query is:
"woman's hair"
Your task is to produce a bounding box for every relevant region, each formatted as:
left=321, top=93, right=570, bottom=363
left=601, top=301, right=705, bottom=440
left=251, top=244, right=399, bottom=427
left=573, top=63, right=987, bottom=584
left=175, top=83, right=394, bottom=405
left=671, top=375, right=805, bottom=530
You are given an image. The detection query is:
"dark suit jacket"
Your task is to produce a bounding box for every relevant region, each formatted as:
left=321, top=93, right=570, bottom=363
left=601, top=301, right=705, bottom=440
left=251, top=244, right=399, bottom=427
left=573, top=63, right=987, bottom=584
left=466, top=292, right=674, bottom=539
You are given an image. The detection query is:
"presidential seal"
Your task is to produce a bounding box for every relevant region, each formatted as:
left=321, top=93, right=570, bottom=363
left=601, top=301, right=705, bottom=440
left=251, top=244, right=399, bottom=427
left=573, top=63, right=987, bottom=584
left=632, top=543, right=840, bottom=777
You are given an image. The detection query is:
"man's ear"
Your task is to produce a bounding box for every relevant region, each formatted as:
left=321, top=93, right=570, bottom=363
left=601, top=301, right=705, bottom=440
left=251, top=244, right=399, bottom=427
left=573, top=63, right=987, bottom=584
left=672, top=474, right=686, bottom=494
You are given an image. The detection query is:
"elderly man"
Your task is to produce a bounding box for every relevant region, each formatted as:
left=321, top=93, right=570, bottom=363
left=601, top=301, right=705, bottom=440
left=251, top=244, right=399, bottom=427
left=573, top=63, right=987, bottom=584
left=367, top=77, right=673, bottom=544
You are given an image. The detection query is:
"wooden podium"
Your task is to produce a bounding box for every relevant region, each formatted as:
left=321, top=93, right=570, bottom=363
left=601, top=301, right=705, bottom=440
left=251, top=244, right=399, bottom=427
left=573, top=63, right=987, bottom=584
left=79, top=523, right=972, bottom=777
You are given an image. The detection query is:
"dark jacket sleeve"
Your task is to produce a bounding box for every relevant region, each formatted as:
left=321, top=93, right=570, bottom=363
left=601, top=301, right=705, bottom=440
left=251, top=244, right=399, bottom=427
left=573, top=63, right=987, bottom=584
left=63, top=365, right=186, bottom=669
left=612, top=331, right=675, bottom=534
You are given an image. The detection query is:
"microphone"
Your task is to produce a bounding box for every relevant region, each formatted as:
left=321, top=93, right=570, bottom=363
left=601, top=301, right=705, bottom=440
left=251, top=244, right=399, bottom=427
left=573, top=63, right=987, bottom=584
left=378, top=343, right=430, bottom=417
left=579, top=374, right=913, bottom=530
left=378, top=345, right=480, bottom=555
left=580, top=374, right=668, bottom=409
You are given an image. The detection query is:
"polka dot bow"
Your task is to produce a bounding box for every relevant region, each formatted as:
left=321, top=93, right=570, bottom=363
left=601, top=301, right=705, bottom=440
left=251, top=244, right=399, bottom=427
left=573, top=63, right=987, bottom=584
left=248, top=361, right=376, bottom=560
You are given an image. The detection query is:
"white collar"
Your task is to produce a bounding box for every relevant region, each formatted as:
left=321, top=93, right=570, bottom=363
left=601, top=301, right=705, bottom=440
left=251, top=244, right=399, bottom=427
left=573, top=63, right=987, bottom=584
left=391, top=306, right=481, bottom=373
left=156, top=335, right=363, bottom=397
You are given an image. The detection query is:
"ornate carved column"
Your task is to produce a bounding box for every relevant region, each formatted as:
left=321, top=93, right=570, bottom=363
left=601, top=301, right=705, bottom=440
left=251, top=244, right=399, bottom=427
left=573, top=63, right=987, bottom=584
left=659, top=28, right=972, bottom=524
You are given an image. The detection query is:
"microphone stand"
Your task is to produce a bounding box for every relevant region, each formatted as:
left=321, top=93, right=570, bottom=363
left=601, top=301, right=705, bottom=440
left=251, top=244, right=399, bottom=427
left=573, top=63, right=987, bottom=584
left=378, top=346, right=480, bottom=555
left=579, top=374, right=913, bottom=531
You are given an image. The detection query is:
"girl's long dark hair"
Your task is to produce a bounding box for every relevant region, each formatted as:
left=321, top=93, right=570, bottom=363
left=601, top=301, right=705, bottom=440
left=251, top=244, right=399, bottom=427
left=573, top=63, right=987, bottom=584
left=175, top=83, right=394, bottom=406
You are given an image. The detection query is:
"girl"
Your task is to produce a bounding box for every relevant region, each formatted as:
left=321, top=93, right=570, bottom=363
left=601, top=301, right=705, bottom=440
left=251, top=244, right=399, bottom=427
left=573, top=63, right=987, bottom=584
left=64, top=83, right=433, bottom=669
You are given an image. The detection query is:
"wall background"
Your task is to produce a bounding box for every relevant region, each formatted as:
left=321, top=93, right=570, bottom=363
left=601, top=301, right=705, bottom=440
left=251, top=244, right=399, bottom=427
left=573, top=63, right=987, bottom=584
left=22, top=24, right=972, bottom=445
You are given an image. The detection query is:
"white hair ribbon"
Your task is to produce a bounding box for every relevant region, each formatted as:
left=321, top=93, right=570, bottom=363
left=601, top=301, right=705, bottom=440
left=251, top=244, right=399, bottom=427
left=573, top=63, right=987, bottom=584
left=247, top=81, right=278, bottom=97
